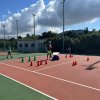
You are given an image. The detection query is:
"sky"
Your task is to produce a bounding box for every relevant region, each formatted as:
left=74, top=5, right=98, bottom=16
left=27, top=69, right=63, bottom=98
left=0, top=0, right=100, bottom=38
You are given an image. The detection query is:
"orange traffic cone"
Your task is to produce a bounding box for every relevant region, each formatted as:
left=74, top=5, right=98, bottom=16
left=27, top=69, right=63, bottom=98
left=71, top=55, right=73, bottom=58
left=87, top=57, right=89, bottom=61
left=40, top=61, right=42, bottom=65
left=74, top=61, right=77, bottom=65
left=30, top=61, right=33, bottom=66
left=45, top=60, right=47, bottom=64
left=69, top=54, right=72, bottom=58
left=37, top=61, right=40, bottom=66
left=72, top=61, right=75, bottom=66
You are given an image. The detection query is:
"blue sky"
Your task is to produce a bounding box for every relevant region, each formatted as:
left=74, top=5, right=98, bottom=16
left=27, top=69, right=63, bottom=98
left=66, top=19, right=100, bottom=31
left=0, top=0, right=100, bottom=38
left=0, top=0, right=48, bottom=20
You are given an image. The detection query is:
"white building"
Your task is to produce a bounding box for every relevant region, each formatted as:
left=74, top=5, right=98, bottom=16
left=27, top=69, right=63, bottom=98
left=17, top=39, right=46, bottom=53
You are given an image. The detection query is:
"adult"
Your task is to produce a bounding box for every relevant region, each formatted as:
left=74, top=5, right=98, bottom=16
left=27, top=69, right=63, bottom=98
left=7, top=46, right=13, bottom=58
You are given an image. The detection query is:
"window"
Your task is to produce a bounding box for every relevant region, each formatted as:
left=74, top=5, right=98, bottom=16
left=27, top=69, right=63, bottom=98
left=19, top=43, right=22, bottom=47
left=31, top=43, right=35, bottom=47
left=38, top=43, right=43, bottom=47
left=25, top=43, right=28, bottom=47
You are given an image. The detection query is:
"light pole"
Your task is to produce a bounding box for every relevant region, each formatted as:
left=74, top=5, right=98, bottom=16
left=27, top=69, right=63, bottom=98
left=32, top=14, right=36, bottom=52
left=62, top=0, right=65, bottom=53
left=2, top=24, right=6, bottom=51
left=16, top=20, right=18, bottom=39
left=15, top=20, right=19, bottom=52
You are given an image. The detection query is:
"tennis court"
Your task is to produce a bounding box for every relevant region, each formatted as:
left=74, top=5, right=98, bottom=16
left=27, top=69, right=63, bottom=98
left=0, top=53, right=100, bottom=100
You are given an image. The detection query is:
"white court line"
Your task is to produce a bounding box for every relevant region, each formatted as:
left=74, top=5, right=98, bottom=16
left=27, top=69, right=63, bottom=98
left=35, top=58, right=86, bottom=72
left=0, top=73, right=58, bottom=100
left=1, top=62, right=100, bottom=92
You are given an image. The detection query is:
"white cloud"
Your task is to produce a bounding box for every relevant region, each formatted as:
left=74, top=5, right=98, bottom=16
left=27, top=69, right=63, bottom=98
left=0, top=0, right=100, bottom=38
left=47, top=27, right=62, bottom=33
left=38, top=0, right=100, bottom=26
left=67, top=28, right=71, bottom=31
left=7, top=10, right=12, bottom=15
left=89, top=18, right=98, bottom=24
left=0, top=0, right=45, bottom=38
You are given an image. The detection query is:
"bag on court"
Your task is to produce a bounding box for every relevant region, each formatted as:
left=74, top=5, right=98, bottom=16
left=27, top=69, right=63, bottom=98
left=52, top=55, right=59, bottom=61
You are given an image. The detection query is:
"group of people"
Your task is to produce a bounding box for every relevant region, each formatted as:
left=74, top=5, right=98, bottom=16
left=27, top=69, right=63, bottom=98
left=6, top=41, right=53, bottom=59
left=6, top=41, right=71, bottom=59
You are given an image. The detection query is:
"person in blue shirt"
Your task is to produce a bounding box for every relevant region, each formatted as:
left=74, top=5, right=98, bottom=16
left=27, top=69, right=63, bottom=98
left=7, top=46, right=13, bottom=58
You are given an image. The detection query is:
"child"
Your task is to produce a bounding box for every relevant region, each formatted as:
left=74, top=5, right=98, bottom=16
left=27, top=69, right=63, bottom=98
left=47, top=41, right=52, bottom=59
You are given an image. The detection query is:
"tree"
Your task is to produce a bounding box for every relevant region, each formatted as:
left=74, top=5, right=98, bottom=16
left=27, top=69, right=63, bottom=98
left=24, top=34, right=31, bottom=39
left=92, top=28, right=96, bottom=32
left=18, top=36, right=22, bottom=39
left=41, top=31, right=57, bottom=39
left=84, top=27, right=88, bottom=34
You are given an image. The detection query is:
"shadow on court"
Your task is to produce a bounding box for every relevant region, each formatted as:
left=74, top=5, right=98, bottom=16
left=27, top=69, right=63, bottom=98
left=82, top=60, right=100, bottom=70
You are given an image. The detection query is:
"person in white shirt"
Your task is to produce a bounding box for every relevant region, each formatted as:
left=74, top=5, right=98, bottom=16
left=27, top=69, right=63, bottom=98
left=7, top=46, right=13, bottom=58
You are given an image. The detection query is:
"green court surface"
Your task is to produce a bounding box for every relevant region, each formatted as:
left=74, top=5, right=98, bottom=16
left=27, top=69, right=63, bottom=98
left=0, top=74, right=53, bottom=100
left=0, top=53, right=46, bottom=61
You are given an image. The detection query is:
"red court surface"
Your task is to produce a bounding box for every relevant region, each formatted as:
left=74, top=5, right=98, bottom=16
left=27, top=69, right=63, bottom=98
left=0, top=51, right=7, bottom=56
left=0, top=54, right=100, bottom=100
